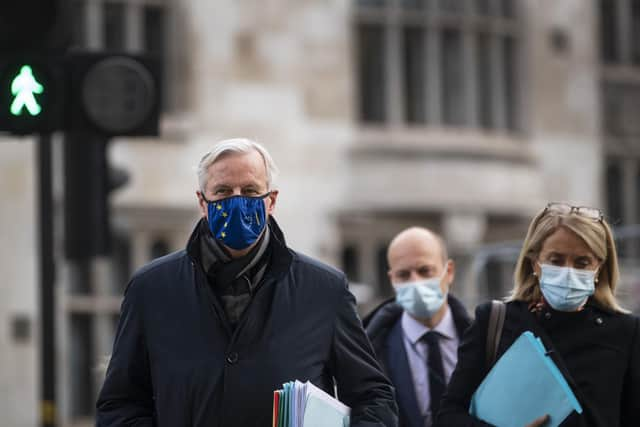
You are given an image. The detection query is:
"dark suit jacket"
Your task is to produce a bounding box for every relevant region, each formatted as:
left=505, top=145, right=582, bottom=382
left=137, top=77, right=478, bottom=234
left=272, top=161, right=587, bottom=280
left=364, top=295, right=472, bottom=427
left=436, top=300, right=640, bottom=427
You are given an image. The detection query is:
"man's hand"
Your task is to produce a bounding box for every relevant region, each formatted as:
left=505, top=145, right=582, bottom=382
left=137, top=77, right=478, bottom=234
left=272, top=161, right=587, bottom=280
left=525, top=414, right=549, bottom=427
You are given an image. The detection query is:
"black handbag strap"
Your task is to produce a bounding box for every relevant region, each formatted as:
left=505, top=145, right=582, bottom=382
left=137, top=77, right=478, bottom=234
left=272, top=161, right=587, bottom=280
left=486, top=300, right=506, bottom=368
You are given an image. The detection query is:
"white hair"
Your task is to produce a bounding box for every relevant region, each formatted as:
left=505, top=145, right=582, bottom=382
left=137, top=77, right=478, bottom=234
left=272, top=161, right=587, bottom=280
left=197, top=138, right=279, bottom=192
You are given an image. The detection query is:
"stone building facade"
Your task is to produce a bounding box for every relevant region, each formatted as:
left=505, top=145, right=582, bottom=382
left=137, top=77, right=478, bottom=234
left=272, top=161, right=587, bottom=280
left=0, top=0, right=638, bottom=425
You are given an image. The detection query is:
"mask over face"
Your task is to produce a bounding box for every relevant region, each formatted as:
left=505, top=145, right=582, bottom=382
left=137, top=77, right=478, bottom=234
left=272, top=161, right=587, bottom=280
left=538, top=263, right=596, bottom=311
left=205, top=193, right=269, bottom=250
left=394, top=268, right=448, bottom=319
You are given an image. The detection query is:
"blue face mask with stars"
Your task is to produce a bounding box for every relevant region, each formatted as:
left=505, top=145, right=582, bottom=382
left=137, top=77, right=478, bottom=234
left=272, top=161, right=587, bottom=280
left=205, top=193, right=269, bottom=250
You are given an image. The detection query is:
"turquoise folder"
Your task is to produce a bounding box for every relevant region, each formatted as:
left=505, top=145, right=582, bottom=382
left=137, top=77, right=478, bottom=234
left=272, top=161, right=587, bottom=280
left=469, top=331, right=582, bottom=427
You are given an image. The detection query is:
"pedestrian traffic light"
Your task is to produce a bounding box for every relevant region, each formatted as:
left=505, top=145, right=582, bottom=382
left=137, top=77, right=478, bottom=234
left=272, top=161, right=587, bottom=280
left=0, top=52, right=162, bottom=136
left=0, top=54, right=65, bottom=134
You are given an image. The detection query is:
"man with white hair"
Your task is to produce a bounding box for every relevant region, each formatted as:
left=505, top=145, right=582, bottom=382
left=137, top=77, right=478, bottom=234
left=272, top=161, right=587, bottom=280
left=96, top=138, right=398, bottom=426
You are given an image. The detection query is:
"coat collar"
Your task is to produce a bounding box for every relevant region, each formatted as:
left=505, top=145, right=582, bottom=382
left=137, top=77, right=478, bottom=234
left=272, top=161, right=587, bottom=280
left=364, top=294, right=471, bottom=344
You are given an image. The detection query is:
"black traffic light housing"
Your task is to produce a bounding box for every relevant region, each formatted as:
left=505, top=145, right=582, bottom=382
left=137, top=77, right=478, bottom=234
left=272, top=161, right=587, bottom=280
left=0, top=52, right=162, bottom=136
left=64, top=132, right=130, bottom=259
left=67, top=52, right=162, bottom=136
left=0, top=0, right=71, bottom=52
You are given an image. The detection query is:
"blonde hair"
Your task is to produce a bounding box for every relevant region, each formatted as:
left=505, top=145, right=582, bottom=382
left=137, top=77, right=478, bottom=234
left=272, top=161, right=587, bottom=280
left=510, top=207, right=627, bottom=313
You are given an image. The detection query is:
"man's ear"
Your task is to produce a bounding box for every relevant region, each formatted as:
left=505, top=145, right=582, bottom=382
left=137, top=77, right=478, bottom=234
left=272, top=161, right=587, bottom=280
left=266, top=190, right=279, bottom=215
left=445, top=259, right=455, bottom=288
left=196, top=191, right=208, bottom=218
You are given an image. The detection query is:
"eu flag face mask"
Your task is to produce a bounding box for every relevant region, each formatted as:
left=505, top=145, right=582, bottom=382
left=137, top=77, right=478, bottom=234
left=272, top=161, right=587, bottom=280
left=394, top=270, right=447, bottom=319
left=538, top=263, right=596, bottom=311
left=205, top=193, right=269, bottom=250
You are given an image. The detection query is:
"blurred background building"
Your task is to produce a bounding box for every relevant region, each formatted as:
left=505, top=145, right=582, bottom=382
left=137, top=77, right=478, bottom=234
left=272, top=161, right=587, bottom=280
left=1, top=0, right=639, bottom=425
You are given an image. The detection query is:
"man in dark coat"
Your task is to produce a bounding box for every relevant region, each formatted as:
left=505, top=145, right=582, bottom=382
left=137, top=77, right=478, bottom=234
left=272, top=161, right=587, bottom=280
left=363, top=227, right=471, bottom=427
left=96, top=138, right=398, bottom=427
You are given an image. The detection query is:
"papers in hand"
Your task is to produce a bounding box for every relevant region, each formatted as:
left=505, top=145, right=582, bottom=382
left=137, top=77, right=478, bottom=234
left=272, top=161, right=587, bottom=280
left=469, top=331, right=582, bottom=427
left=273, top=380, right=351, bottom=427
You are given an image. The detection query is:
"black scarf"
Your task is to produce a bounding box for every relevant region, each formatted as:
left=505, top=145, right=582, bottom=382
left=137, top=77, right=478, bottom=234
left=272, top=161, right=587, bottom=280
left=196, top=218, right=272, bottom=327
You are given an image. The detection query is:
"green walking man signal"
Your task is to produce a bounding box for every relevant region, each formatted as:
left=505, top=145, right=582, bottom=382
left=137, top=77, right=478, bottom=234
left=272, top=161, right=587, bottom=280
left=10, top=65, right=44, bottom=116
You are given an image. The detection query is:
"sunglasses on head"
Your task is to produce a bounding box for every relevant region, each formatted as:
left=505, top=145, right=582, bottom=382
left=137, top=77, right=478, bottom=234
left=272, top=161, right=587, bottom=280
left=542, top=202, right=604, bottom=222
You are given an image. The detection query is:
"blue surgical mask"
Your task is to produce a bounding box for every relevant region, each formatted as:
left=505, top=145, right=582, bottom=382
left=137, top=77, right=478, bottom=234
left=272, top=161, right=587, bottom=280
left=205, top=193, right=269, bottom=250
left=538, top=263, right=596, bottom=311
left=395, top=271, right=447, bottom=319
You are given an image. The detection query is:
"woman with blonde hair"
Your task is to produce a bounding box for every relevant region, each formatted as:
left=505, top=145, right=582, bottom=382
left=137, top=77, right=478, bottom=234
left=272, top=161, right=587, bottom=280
left=435, top=203, right=640, bottom=427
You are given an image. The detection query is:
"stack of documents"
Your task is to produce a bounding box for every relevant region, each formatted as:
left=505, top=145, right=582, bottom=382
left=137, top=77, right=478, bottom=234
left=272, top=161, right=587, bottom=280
left=273, top=380, right=350, bottom=427
left=469, top=331, right=582, bottom=427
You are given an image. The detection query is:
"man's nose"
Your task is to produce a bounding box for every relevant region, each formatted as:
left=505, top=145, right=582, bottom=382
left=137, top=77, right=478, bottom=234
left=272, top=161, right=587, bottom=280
left=408, top=270, right=422, bottom=282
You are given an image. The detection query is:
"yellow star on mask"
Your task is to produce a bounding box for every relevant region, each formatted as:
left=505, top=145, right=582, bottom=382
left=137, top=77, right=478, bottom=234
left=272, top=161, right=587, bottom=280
left=216, top=204, right=222, bottom=210
left=224, top=222, right=228, bottom=228
left=221, top=232, right=226, bottom=238
left=222, top=212, right=228, bottom=217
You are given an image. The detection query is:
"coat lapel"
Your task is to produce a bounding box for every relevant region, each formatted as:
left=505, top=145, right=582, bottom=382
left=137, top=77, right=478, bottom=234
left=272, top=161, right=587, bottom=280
left=385, top=319, right=423, bottom=427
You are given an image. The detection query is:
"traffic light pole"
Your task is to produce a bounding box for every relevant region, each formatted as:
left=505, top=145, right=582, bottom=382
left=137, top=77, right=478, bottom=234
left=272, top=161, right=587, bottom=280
left=37, top=133, right=57, bottom=427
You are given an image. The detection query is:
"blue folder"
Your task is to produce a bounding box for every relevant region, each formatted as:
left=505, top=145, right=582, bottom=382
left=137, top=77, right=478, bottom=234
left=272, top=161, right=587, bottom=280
left=469, top=331, right=582, bottom=427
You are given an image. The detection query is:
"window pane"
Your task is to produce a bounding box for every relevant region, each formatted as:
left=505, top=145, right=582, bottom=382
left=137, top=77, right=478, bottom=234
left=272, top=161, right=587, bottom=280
left=485, top=259, right=507, bottom=299
left=503, top=35, right=518, bottom=131
left=357, top=0, right=386, bottom=7
left=150, top=238, right=171, bottom=259
left=112, top=232, right=131, bottom=296
left=477, top=32, right=493, bottom=129
left=403, top=27, right=426, bottom=123
left=606, top=160, right=624, bottom=226
left=499, top=0, right=515, bottom=18
left=104, top=2, right=125, bottom=51
left=438, top=0, right=465, bottom=14
left=341, top=245, right=361, bottom=282
left=357, top=24, right=387, bottom=123
left=602, top=82, right=640, bottom=137
left=69, top=260, right=92, bottom=295
left=70, top=314, right=95, bottom=417
left=476, top=0, right=491, bottom=15
left=144, top=5, right=165, bottom=56
left=636, top=164, right=640, bottom=224
left=633, top=0, right=640, bottom=64
left=599, top=0, right=619, bottom=64
left=441, top=29, right=465, bottom=126
left=376, top=244, right=391, bottom=297
left=402, top=0, right=430, bottom=9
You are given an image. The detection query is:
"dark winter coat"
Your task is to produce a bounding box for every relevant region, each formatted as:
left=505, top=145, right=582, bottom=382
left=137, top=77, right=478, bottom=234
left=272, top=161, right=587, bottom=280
left=435, top=300, right=640, bottom=427
left=96, top=219, right=398, bottom=427
left=363, top=295, right=472, bottom=427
